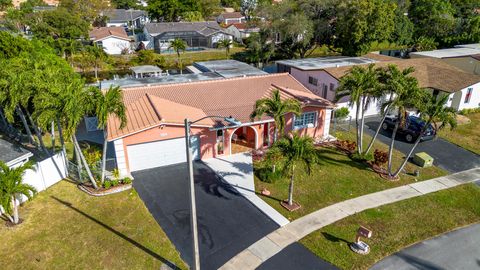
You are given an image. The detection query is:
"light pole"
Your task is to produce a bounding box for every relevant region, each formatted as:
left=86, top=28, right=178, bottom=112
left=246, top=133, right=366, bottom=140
left=184, top=116, right=241, bottom=270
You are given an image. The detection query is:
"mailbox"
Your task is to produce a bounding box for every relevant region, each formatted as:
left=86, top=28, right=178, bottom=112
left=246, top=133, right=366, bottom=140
left=357, top=226, right=372, bottom=239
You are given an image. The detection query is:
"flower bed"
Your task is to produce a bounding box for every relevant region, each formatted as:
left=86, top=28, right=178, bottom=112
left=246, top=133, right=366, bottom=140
left=78, top=182, right=132, bottom=196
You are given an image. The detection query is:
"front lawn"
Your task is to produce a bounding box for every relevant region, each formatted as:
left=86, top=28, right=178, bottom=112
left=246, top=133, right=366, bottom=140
left=439, top=112, right=480, bottom=155
left=0, top=180, right=186, bottom=269
left=300, top=183, right=480, bottom=270
left=254, top=132, right=447, bottom=220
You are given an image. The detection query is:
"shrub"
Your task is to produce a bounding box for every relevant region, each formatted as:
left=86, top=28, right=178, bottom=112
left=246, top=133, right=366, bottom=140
left=103, top=181, right=112, bottom=189
left=373, top=149, right=389, bottom=166
left=111, top=179, right=119, bottom=187
left=459, top=108, right=480, bottom=115
left=334, top=107, right=350, bottom=119
left=122, top=177, right=132, bottom=185
left=351, top=152, right=374, bottom=162
left=256, top=167, right=284, bottom=183
left=337, top=140, right=357, bottom=152
left=112, top=168, right=120, bottom=180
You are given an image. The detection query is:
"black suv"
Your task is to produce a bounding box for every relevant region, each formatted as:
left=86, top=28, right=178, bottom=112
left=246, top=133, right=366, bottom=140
left=382, top=115, right=435, bottom=143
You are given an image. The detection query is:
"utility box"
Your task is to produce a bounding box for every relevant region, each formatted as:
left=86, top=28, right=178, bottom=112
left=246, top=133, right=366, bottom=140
left=413, top=152, right=433, bottom=168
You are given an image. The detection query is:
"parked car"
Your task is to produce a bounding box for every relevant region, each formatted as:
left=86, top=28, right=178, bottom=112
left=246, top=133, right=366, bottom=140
left=382, top=115, right=435, bottom=143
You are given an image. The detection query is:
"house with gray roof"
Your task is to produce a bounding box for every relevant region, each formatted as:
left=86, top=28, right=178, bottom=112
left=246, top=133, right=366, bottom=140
left=0, top=139, right=33, bottom=168
left=106, top=9, right=149, bottom=29
left=143, top=21, right=232, bottom=53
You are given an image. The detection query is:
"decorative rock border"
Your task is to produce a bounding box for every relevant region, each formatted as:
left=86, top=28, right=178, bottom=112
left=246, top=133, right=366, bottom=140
left=78, top=183, right=133, bottom=197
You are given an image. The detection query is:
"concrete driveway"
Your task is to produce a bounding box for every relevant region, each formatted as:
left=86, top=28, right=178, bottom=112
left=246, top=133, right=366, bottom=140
left=132, top=162, right=278, bottom=269
left=370, top=223, right=480, bottom=270
left=364, top=118, right=480, bottom=173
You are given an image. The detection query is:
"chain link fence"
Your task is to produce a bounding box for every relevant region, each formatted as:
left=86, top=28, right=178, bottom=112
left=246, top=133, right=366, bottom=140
left=331, top=115, right=354, bottom=134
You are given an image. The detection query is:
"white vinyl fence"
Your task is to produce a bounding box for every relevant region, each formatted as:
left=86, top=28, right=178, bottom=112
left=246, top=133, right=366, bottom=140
left=0, top=151, right=68, bottom=215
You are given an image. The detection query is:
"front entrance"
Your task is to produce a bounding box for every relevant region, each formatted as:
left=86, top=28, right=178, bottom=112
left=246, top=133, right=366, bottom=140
left=230, top=126, right=258, bottom=154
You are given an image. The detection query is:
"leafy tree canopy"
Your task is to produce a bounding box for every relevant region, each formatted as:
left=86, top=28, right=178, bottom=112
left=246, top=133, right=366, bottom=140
left=28, top=8, right=90, bottom=39
left=111, top=0, right=139, bottom=9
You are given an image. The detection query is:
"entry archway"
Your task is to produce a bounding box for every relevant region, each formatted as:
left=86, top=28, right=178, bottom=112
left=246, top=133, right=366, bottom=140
left=229, top=126, right=258, bottom=155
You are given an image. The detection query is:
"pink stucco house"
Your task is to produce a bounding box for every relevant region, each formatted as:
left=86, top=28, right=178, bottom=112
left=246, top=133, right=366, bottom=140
left=107, top=73, right=334, bottom=176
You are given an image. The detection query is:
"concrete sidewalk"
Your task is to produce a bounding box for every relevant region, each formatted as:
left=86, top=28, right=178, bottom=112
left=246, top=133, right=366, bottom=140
left=220, top=167, right=480, bottom=270
left=204, top=153, right=290, bottom=226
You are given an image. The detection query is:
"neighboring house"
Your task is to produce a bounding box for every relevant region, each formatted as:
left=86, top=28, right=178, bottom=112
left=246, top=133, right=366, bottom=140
left=0, top=139, right=33, bottom=169
left=105, top=9, right=149, bottom=29
left=410, top=47, right=480, bottom=75
left=224, top=22, right=260, bottom=42
left=143, top=21, right=232, bottom=52
left=106, top=73, right=334, bottom=176
left=217, top=12, right=245, bottom=25
left=89, top=27, right=131, bottom=55
left=276, top=55, right=382, bottom=118
left=277, top=55, right=480, bottom=117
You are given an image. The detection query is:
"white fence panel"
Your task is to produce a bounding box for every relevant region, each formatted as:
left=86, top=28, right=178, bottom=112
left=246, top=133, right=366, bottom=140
left=16, top=152, right=68, bottom=206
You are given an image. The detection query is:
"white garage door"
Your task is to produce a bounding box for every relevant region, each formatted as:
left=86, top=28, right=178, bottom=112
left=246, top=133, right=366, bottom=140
left=127, top=136, right=200, bottom=172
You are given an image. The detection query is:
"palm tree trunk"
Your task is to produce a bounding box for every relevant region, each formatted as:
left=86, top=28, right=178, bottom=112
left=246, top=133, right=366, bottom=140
left=12, top=196, right=19, bottom=224
left=16, top=107, right=35, bottom=145
left=288, top=166, right=295, bottom=205
left=355, top=100, right=361, bottom=154
left=359, top=97, right=367, bottom=154
left=72, top=135, right=98, bottom=189
left=73, top=137, right=83, bottom=182
left=26, top=109, right=49, bottom=156
left=387, top=121, right=400, bottom=176
left=56, top=118, right=65, bottom=155
left=100, top=130, right=108, bottom=184
left=392, top=124, right=429, bottom=178
left=51, top=121, right=55, bottom=152
left=0, top=108, right=8, bottom=128
left=94, top=64, right=98, bottom=80
left=365, top=106, right=390, bottom=154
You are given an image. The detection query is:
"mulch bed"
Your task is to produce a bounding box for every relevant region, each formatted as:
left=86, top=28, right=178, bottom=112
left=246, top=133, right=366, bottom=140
left=5, top=218, right=23, bottom=227
left=78, top=183, right=132, bottom=196
left=280, top=200, right=302, bottom=212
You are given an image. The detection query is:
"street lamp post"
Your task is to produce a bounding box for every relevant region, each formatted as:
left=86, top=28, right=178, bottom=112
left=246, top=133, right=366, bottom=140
left=184, top=116, right=241, bottom=270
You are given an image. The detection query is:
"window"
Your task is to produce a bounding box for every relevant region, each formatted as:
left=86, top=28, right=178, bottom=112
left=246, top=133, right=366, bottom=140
left=329, top=83, right=335, bottom=91
left=293, top=112, right=317, bottom=129
left=465, top=88, right=473, bottom=104
left=322, top=84, right=328, bottom=98
left=216, top=129, right=224, bottom=155
left=308, top=76, right=318, bottom=86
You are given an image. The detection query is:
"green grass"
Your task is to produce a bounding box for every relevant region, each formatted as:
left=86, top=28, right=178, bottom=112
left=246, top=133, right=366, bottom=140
left=300, top=183, right=480, bottom=270
left=439, top=112, right=480, bottom=155
left=254, top=131, right=447, bottom=221
left=0, top=180, right=186, bottom=269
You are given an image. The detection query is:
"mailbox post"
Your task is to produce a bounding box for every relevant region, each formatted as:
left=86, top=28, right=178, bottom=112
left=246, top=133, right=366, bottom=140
left=350, top=226, right=372, bottom=254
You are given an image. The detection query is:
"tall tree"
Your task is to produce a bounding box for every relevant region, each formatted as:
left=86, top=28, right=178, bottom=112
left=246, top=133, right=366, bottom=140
left=250, top=89, right=302, bottom=141
left=147, top=0, right=199, bottom=21
left=217, top=38, right=232, bottom=59
left=335, top=64, right=381, bottom=155
left=267, top=133, right=318, bottom=207
left=0, top=161, right=36, bottom=225
left=111, top=0, right=139, bottom=9
left=0, top=0, right=12, bottom=11
left=335, top=0, right=396, bottom=56
left=241, top=0, right=257, bottom=21
left=93, top=86, right=127, bottom=184
left=28, top=8, right=90, bottom=40
left=409, top=0, right=456, bottom=44
left=168, top=38, right=186, bottom=73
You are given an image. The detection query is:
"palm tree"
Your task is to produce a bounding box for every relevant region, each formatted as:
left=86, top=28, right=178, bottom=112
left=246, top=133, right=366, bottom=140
left=364, top=65, right=416, bottom=154
left=250, top=89, right=302, bottom=141
left=168, top=38, right=186, bottom=74
left=0, top=161, right=36, bottom=225
left=94, top=86, right=127, bottom=184
left=391, top=94, right=456, bottom=178
left=86, top=44, right=106, bottom=80
left=268, top=133, right=318, bottom=207
left=217, top=38, right=233, bottom=59
left=335, top=64, right=381, bottom=155
left=380, top=67, right=423, bottom=177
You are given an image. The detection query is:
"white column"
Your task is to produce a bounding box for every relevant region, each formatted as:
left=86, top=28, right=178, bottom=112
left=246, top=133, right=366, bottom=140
left=323, top=109, right=332, bottom=138
left=113, top=139, right=129, bottom=177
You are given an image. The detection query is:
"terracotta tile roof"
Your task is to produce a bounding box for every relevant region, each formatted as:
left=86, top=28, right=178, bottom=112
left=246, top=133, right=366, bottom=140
left=89, top=27, right=130, bottom=42
left=323, top=58, right=480, bottom=93
left=107, top=73, right=334, bottom=140
left=227, top=22, right=247, bottom=30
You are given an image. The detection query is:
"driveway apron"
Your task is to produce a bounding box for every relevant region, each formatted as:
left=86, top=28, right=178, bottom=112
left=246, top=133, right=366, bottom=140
left=132, top=161, right=278, bottom=270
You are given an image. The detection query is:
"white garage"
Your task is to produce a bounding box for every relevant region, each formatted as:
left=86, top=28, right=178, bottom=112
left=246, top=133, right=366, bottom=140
left=126, top=136, right=200, bottom=172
